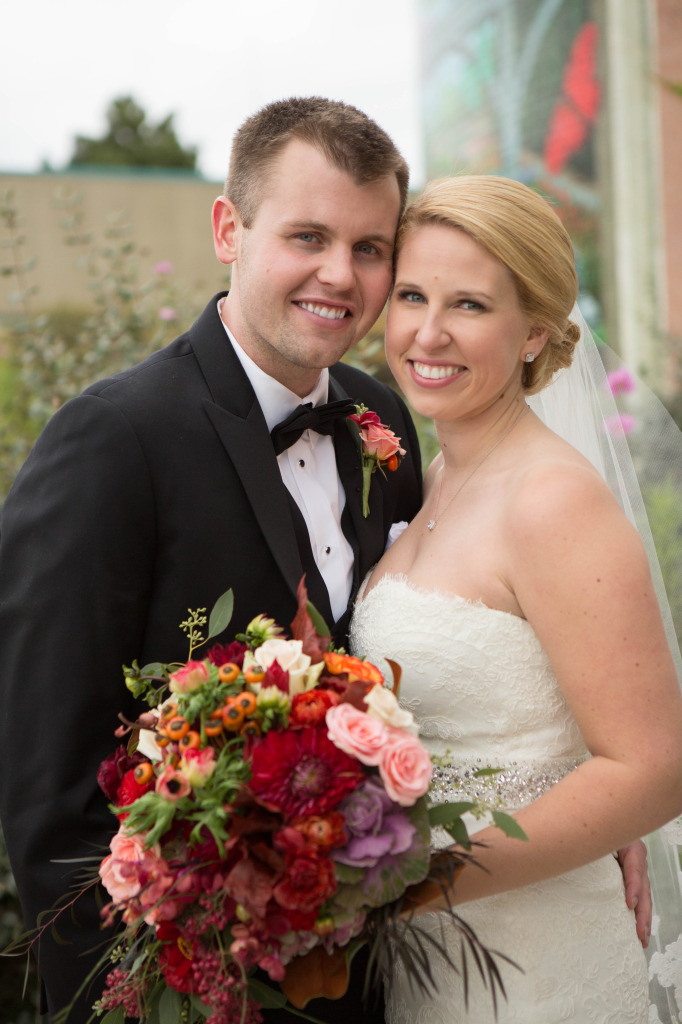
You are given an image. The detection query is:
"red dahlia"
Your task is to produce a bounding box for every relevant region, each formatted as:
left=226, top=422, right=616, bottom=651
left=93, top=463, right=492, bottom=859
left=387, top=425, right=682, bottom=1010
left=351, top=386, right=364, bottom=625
left=249, top=726, right=363, bottom=819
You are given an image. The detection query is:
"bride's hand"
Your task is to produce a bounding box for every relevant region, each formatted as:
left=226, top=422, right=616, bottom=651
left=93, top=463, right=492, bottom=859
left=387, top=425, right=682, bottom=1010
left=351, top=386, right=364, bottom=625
left=617, top=840, right=652, bottom=948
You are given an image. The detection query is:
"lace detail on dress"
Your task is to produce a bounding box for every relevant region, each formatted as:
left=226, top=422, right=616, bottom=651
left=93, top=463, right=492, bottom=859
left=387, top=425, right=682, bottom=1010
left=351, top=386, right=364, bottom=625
left=350, top=574, right=649, bottom=1023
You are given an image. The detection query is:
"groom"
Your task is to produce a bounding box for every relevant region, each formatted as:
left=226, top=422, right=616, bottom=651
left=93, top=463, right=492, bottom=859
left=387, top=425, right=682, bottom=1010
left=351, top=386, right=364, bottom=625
left=0, top=97, right=421, bottom=1023
left=0, top=96, right=649, bottom=1023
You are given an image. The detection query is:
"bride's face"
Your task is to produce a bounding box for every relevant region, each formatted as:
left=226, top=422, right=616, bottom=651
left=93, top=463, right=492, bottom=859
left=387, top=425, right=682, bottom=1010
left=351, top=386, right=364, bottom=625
left=386, top=223, right=544, bottom=423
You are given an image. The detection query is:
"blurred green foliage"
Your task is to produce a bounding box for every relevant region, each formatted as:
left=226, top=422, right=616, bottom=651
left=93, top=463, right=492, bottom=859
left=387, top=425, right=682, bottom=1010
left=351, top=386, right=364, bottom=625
left=0, top=188, right=203, bottom=502
left=69, top=95, right=198, bottom=171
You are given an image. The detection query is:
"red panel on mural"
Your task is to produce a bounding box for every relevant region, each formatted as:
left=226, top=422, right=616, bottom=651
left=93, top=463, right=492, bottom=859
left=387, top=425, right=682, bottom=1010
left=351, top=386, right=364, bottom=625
left=544, top=21, right=600, bottom=174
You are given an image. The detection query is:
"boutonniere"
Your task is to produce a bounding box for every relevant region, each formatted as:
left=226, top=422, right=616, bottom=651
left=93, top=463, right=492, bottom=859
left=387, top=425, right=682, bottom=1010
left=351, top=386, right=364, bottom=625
left=347, top=404, right=406, bottom=517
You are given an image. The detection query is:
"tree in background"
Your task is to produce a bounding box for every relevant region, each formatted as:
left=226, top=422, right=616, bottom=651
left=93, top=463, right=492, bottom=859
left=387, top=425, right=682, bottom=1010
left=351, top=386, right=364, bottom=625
left=69, top=95, right=198, bottom=171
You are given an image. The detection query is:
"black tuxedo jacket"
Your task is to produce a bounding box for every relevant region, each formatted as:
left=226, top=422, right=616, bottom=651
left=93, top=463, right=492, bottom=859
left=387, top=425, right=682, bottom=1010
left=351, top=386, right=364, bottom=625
left=0, top=295, right=422, bottom=1022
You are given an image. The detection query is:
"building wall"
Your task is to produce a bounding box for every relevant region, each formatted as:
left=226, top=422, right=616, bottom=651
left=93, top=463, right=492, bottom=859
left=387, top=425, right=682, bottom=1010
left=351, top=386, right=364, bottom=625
left=0, top=170, right=229, bottom=315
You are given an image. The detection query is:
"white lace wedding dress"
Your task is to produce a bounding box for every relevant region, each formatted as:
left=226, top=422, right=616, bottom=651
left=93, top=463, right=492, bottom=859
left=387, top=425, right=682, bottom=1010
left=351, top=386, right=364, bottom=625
left=350, top=573, right=650, bottom=1024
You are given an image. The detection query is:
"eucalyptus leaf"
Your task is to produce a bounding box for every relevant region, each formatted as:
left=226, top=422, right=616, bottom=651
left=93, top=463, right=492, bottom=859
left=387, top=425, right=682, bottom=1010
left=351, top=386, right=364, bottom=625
left=207, top=588, right=234, bottom=642
left=472, top=767, right=504, bottom=778
left=188, top=993, right=213, bottom=1019
left=444, top=816, right=472, bottom=850
left=492, top=810, right=528, bottom=841
left=100, top=1008, right=126, bottom=1024
left=306, top=600, right=331, bottom=637
left=428, top=801, right=476, bottom=826
left=158, top=985, right=183, bottom=1024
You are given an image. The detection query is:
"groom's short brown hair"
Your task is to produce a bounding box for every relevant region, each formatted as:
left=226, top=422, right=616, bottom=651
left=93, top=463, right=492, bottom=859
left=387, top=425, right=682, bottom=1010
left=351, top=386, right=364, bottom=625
left=224, top=96, right=409, bottom=227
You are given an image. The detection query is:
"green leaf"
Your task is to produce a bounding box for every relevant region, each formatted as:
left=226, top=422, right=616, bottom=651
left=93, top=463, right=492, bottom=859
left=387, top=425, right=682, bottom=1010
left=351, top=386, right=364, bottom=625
left=306, top=600, right=331, bottom=637
left=158, top=985, right=183, bottom=1024
left=188, top=993, right=213, bottom=1019
left=444, top=816, right=472, bottom=850
left=141, top=661, right=165, bottom=676
left=207, top=588, right=234, bottom=642
left=247, top=977, right=288, bottom=1009
left=428, top=801, right=475, bottom=826
left=100, top=1009, right=126, bottom=1024
left=492, top=810, right=528, bottom=841
left=472, top=767, right=503, bottom=778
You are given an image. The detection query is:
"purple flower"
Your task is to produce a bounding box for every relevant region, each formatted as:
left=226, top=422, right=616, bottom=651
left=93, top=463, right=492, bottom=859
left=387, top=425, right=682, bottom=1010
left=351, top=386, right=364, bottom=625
left=331, top=776, right=430, bottom=908
left=607, top=367, right=636, bottom=396
left=154, top=260, right=174, bottom=275
left=158, top=306, right=178, bottom=322
left=334, top=777, right=415, bottom=869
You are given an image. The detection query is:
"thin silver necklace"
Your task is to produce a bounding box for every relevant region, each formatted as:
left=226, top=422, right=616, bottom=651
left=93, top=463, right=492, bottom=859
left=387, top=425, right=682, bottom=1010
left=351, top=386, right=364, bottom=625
left=426, top=404, right=530, bottom=531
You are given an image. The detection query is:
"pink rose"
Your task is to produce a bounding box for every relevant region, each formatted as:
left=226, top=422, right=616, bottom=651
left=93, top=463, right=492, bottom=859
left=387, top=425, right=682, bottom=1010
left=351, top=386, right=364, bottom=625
left=168, top=659, right=209, bottom=694
left=359, top=421, right=406, bottom=461
left=378, top=731, right=432, bottom=806
left=325, top=702, right=388, bottom=766
left=99, top=829, right=147, bottom=904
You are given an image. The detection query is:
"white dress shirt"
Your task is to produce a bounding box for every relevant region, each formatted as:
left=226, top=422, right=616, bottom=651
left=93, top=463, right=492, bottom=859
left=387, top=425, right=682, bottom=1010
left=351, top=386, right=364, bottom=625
left=218, top=310, right=354, bottom=623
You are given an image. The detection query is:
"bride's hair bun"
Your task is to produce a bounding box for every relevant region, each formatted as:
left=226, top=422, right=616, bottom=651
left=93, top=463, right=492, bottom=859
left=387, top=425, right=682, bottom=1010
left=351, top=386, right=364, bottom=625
left=397, top=177, right=580, bottom=397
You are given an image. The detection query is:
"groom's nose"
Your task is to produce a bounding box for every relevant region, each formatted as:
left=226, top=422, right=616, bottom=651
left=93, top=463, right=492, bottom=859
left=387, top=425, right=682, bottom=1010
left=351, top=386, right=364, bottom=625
left=316, top=245, right=356, bottom=293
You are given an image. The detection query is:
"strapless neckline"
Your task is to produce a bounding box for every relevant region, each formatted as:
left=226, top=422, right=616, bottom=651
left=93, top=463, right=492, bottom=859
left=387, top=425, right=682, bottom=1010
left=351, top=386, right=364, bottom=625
left=357, top=571, right=532, bottom=628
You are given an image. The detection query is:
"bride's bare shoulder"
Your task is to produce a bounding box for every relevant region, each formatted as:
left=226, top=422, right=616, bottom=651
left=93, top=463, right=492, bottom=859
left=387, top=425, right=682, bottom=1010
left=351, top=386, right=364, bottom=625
left=506, top=433, right=633, bottom=544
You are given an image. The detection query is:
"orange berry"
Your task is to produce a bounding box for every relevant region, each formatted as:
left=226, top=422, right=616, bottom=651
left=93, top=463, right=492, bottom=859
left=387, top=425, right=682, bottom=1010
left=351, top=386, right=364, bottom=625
left=386, top=454, right=399, bottom=472
left=204, top=719, right=224, bottom=737
left=222, top=701, right=246, bottom=731
left=243, top=665, right=266, bottom=684
left=179, top=730, right=201, bottom=751
left=218, top=663, right=240, bottom=684
left=133, top=762, right=154, bottom=785
left=234, top=691, right=258, bottom=716
left=239, top=720, right=262, bottom=738
left=166, top=716, right=190, bottom=740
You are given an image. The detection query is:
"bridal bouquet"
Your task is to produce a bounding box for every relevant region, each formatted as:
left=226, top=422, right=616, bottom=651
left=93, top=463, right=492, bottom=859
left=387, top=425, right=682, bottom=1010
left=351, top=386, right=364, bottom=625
left=85, top=582, right=513, bottom=1024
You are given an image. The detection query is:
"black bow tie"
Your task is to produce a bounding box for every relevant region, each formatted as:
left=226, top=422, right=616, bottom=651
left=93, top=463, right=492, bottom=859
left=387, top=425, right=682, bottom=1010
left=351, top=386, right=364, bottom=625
left=270, top=398, right=356, bottom=455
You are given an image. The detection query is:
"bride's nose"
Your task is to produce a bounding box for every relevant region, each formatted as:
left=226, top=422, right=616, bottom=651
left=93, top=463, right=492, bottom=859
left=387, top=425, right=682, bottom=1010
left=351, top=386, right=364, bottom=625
left=414, top=311, right=451, bottom=351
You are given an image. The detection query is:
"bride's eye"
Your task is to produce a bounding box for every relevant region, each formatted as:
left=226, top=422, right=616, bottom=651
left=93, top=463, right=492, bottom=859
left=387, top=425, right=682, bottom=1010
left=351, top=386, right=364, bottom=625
left=459, top=299, right=485, bottom=311
left=396, top=289, right=426, bottom=304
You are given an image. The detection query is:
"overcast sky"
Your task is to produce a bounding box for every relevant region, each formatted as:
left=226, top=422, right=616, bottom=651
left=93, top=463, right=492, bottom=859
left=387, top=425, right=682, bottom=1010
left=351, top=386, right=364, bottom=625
left=2, top=0, right=424, bottom=187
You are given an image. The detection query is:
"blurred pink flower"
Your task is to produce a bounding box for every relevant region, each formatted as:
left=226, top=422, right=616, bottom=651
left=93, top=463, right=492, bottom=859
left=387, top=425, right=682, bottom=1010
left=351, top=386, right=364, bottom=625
left=604, top=413, right=636, bottom=436
left=154, top=260, right=174, bottom=275
left=158, top=306, right=179, bottom=322
left=607, top=367, right=636, bottom=396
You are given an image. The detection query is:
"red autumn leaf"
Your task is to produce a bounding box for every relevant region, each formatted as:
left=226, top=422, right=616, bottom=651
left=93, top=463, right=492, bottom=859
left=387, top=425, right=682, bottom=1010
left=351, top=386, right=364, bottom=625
left=290, top=576, right=331, bottom=663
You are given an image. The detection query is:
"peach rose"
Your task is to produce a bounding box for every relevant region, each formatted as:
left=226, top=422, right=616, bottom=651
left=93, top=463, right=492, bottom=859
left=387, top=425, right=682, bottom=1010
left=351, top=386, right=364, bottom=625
left=168, top=659, right=209, bottom=695
left=99, top=829, right=148, bottom=904
left=358, top=421, right=406, bottom=461
left=378, top=731, right=432, bottom=806
left=325, top=702, right=388, bottom=766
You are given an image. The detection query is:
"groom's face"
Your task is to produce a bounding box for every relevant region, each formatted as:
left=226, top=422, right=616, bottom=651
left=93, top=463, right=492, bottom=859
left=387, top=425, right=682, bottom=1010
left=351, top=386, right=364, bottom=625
left=214, top=139, right=401, bottom=396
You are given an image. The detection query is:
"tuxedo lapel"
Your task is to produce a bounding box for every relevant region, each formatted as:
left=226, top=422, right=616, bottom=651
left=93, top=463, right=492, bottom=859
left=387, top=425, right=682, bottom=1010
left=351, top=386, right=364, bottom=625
left=190, top=297, right=304, bottom=605
left=328, top=375, right=385, bottom=592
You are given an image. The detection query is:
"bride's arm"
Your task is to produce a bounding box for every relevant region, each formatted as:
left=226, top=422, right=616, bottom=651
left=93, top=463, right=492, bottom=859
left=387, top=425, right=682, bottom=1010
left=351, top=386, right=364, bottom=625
left=441, top=463, right=682, bottom=907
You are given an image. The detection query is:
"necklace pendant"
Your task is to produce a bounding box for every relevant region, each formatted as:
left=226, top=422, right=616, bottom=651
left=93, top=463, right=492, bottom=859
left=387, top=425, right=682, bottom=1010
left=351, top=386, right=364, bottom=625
left=427, top=519, right=436, bottom=531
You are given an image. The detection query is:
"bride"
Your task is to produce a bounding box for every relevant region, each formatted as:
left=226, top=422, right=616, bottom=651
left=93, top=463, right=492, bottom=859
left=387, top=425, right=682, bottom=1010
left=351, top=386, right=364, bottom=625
left=349, top=176, right=682, bottom=1023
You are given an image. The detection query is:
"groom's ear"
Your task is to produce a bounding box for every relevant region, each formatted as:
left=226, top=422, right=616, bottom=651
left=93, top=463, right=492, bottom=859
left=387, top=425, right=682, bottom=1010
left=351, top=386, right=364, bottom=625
left=212, top=197, right=242, bottom=266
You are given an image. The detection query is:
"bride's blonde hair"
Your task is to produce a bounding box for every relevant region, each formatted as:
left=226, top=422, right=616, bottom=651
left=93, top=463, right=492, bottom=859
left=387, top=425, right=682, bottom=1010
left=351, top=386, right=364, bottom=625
left=396, top=176, right=580, bottom=395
